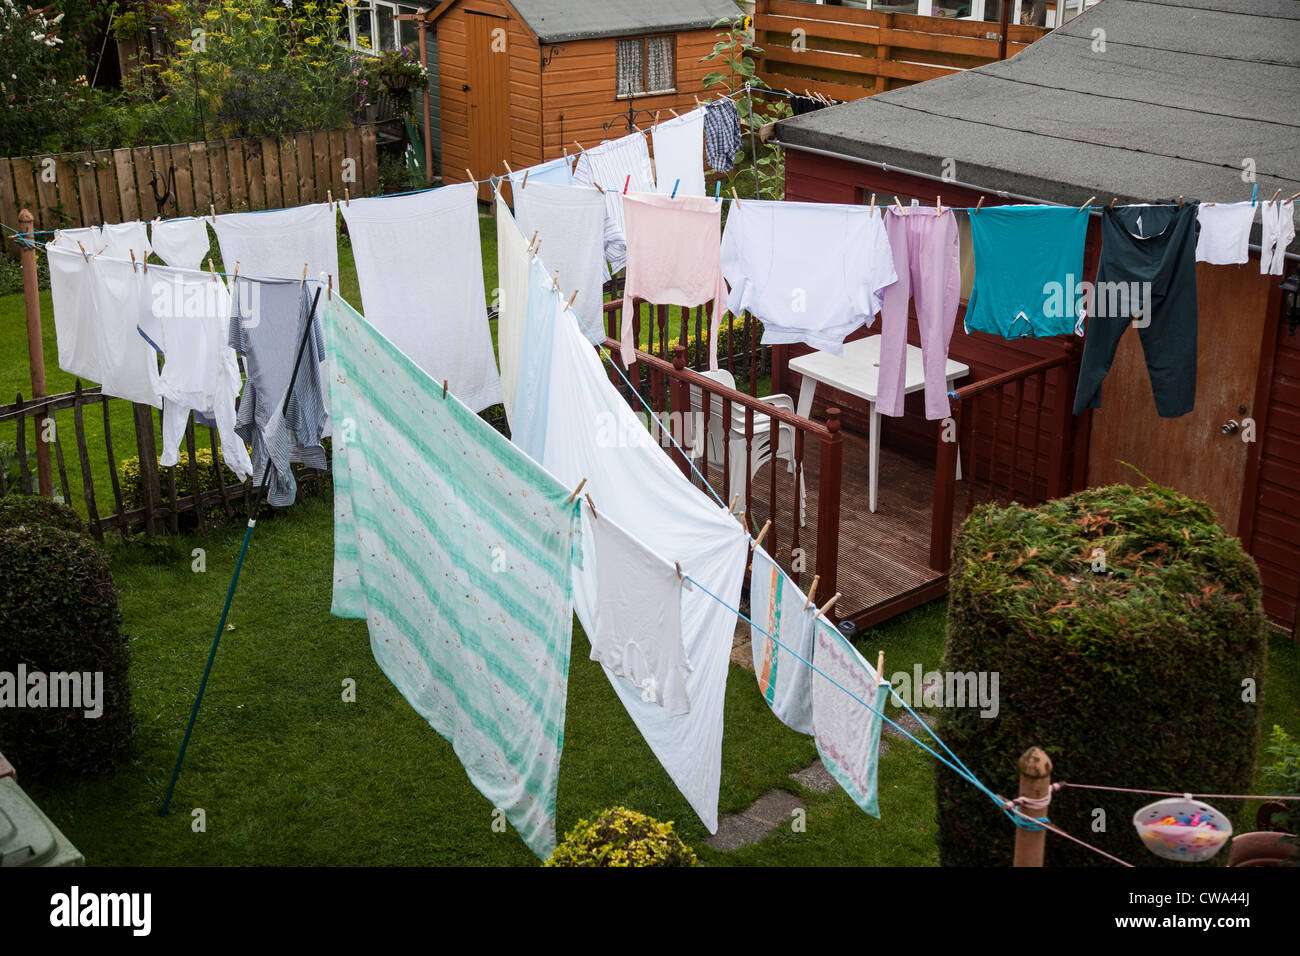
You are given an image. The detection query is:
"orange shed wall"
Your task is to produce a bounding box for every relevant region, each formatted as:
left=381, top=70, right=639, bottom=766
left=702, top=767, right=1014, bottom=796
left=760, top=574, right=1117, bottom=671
left=539, top=30, right=723, bottom=161
left=435, top=0, right=543, bottom=184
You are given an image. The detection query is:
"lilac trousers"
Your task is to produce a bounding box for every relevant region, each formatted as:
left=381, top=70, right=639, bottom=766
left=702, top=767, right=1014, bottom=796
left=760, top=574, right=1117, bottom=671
left=877, top=208, right=961, bottom=420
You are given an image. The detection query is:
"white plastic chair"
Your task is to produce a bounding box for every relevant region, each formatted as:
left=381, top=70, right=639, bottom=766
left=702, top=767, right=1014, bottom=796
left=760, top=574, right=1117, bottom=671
left=685, top=369, right=806, bottom=526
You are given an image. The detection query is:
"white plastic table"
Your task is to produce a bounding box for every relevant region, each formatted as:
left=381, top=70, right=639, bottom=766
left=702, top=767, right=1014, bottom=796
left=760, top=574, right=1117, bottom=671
left=788, top=335, right=969, bottom=513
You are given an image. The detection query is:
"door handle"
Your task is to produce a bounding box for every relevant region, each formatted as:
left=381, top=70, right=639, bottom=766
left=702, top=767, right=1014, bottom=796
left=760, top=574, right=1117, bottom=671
left=462, top=84, right=471, bottom=91
left=1221, top=420, right=1240, bottom=435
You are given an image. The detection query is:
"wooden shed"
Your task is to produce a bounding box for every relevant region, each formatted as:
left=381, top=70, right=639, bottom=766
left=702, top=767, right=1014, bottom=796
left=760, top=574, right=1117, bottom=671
left=770, top=0, right=1300, bottom=632
left=427, top=0, right=741, bottom=195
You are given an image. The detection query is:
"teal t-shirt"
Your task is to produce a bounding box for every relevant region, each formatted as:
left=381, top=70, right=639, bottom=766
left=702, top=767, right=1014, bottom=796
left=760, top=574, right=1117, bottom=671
left=964, top=205, right=1090, bottom=339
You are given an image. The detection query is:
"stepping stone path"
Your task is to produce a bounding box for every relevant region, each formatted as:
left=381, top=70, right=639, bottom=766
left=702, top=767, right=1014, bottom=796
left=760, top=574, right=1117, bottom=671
left=707, top=789, right=806, bottom=851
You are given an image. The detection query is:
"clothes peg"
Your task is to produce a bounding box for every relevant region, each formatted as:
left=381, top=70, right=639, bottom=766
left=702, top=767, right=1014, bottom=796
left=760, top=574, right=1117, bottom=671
left=553, top=269, right=560, bottom=290
left=869, top=193, right=876, bottom=216
left=1110, top=197, right=1118, bottom=208
left=130, top=249, right=137, bottom=273
left=563, top=289, right=579, bottom=311
left=1251, top=184, right=1258, bottom=206
left=1287, top=191, right=1300, bottom=203
left=694, top=95, right=702, bottom=108
left=654, top=110, right=661, bottom=126
left=573, top=141, right=584, bottom=154
left=327, top=275, right=333, bottom=300
left=344, top=188, right=350, bottom=206
left=565, top=477, right=588, bottom=504
left=669, top=107, right=679, bottom=118
left=802, top=575, right=820, bottom=610
left=76, top=240, right=89, bottom=262
left=465, top=168, right=475, bottom=184
left=327, top=189, right=333, bottom=207
left=520, top=169, right=529, bottom=190
left=729, top=493, right=740, bottom=515
left=936, top=195, right=943, bottom=215
left=208, top=258, right=217, bottom=283
left=1269, top=188, right=1282, bottom=204
left=894, top=196, right=905, bottom=214
left=532, top=240, right=542, bottom=259
left=731, top=186, right=740, bottom=203
left=750, top=520, right=771, bottom=551
left=714, top=181, right=721, bottom=202
left=300, top=263, right=308, bottom=288
left=1177, top=195, right=1184, bottom=209
left=503, top=160, right=514, bottom=178
left=585, top=493, right=598, bottom=520
left=675, top=561, right=684, bottom=580
left=1078, top=195, right=1095, bottom=212
left=974, top=196, right=985, bottom=214
left=812, top=592, right=841, bottom=622
left=877, top=650, right=886, bottom=685
left=209, top=203, right=216, bottom=224
left=592, top=181, right=605, bottom=195
left=527, top=230, right=539, bottom=251
left=233, top=261, right=240, bottom=282
left=623, top=174, right=630, bottom=195
left=670, top=179, right=680, bottom=199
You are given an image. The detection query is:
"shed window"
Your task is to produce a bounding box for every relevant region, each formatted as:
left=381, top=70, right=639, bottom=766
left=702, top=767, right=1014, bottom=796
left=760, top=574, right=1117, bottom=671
left=346, top=1, right=421, bottom=53
left=616, top=36, right=676, bottom=97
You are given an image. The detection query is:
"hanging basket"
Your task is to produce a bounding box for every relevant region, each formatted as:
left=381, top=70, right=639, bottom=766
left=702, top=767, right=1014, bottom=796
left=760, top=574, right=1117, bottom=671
left=380, top=72, right=412, bottom=90
left=1132, top=797, right=1232, bottom=862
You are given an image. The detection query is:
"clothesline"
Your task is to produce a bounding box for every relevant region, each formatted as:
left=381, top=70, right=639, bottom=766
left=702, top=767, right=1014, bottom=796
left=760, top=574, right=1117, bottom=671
left=1054, top=781, right=1300, bottom=802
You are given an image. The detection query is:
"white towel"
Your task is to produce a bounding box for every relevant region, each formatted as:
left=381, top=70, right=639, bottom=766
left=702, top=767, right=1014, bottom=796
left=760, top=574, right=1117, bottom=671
left=89, top=256, right=162, bottom=407
left=513, top=182, right=609, bottom=345
left=572, top=132, right=655, bottom=273
left=47, top=243, right=102, bottom=386
left=341, top=183, right=503, bottom=412
left=652, top=108, right=707, bottom=198
left=98, top=221, right=152, bottom=262
left=212, top=203, right=338, bottom=284
left=150, top=217, right=213, bottom=271
left=496, top=194, right=532, bottom=423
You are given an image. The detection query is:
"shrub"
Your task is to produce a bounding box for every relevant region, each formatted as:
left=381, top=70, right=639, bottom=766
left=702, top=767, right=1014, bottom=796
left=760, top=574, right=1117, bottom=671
left=120, top=447, right=253, bottom=525
left=0, top=523, right=135, bottom=780
left=936, top=481, right=1268, bottom=867
left=0, top=494, right=87, bottom=536
left=544, top=807, right=698, bottom=867
left=0, top=440, right=40, bottom=494
left=1262, top=725, right=1300, bottom=863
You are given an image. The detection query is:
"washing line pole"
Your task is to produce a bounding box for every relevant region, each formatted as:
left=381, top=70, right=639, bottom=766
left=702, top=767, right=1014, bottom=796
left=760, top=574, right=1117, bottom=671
left=160, top=286, right=325, bottom=816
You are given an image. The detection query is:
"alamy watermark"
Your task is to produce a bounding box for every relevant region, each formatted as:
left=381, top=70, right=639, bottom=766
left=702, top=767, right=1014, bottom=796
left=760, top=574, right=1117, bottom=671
left=888, top=665, right=999, bottom=718
left=1043, top=274, right=1154, bottom=329
left=0, top=666, right=104, bottom=718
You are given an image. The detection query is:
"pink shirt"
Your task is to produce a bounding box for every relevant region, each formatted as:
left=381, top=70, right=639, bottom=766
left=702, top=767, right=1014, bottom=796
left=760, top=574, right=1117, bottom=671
left=620, top=192, right=728, bottom=370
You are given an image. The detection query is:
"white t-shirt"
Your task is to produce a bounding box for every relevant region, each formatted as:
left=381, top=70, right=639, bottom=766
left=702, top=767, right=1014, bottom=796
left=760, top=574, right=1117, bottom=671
left=589, top=510, right=691, bottom=717
left=721, top=199, right=898, bottom=354
left=1195, top=202, right=1255, bottom=265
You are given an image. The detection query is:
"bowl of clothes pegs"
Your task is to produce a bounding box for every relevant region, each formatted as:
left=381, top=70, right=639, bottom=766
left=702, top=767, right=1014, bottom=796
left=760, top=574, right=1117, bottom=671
left=1132, top=797, right=1233, bottom=862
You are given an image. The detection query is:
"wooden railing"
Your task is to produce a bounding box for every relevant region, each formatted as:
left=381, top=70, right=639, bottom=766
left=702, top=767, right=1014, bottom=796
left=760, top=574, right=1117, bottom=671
left=0, top=385, right=332, bottom=541
left=930, top=345, right=1079, bottom=572
left=754, top=0, right=1049, bottom=102
left=602, top=299, right=844, bottom=609
left=0, top=125, right=381, bottom=256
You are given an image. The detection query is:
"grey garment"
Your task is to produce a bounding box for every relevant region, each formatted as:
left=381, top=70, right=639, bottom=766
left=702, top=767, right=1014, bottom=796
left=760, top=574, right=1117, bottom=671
left=228, top=277, right=328, bottom=506
left=704, top=98, right=743, bottom=174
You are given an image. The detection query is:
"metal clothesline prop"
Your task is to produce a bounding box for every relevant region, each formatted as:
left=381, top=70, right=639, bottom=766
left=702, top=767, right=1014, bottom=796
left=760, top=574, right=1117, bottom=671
left=160, top=286, right=324, bottom=816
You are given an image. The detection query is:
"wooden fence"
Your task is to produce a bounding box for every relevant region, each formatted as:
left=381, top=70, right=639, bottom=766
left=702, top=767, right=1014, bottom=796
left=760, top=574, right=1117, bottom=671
left=0, top=125, right=381, bottom=256
left=754, top=0, right=1049, bottom=101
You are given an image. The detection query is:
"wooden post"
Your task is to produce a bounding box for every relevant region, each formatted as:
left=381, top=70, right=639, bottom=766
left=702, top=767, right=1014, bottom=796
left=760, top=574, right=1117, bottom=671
left=17, top=209, right=52, bottom=498
left=815, top=408, right=843, bottom=611
left=1013, top=746, right=1052, bottom=867
left=419, top=10, right=433, bottom=184
left=998, top=0, right=1011, bottom=61
left=669, top=345, right=691, bottom=478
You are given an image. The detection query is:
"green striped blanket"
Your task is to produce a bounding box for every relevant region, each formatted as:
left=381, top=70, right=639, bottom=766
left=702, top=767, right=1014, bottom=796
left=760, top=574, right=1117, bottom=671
left=324, top=294, right=580, bottom=860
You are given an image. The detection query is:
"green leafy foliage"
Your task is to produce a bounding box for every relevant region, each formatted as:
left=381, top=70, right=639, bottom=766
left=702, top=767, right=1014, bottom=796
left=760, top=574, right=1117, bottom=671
left=120, top=446, right=253, bottom=525
left=0, top=492, right=87, bottom=535
left=0, top=520, right=136, bottom=781
left=544, top=806, right=698, bottom=867
left=936, top=482, right=1268, bottom=866
left=1262, top=725, right=1300, bottom=861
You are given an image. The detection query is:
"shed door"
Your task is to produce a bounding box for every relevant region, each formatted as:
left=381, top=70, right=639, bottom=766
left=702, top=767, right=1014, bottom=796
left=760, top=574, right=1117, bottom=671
left=1085, top=264, right=1274, bottom=536
left=466, top=11, right=510, bottom=201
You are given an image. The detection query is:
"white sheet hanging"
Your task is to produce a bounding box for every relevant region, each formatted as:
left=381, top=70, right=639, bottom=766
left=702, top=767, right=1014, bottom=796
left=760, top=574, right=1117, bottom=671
left=530, top=284, right=749, bottom=833
left=98, top=221, right=152, bottom=262
left=88, top=256, right=163, bottom=407
left=341, top=184, right=503, bottom=413
left=652, top=108, right=707, bottom=198
left=211, top=203, right=338, bottom=284
left=513, top=182, right=609, bottom=345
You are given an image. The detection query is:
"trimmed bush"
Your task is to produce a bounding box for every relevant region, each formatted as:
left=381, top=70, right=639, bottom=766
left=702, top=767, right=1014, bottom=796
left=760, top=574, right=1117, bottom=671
left=936, top=482, right=1267, bottom=867
left=0, top=495, right=87, bottom=536
left=544, top=807, right=698, bottom=867
left=0, top=524, right=135, bottom=780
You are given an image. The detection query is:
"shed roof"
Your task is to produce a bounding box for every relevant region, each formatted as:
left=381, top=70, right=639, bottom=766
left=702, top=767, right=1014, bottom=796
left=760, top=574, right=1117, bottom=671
left=432, top=0, right=741, bottom=44
left=773, top=0, right=1300, bottom=254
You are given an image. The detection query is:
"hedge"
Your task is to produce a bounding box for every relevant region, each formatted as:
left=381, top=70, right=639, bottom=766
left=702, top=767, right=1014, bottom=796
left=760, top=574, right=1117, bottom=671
left=0, top=523, right=136, bottom=780
left=936, top=482, right=1267, bottom=867
left=0, top=495, right=88, bottom=536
